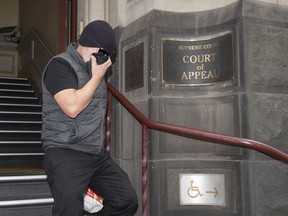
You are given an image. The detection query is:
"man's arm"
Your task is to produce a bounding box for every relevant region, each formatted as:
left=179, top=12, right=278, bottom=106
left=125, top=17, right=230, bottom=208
left=54, top=56, right=111, bottom=118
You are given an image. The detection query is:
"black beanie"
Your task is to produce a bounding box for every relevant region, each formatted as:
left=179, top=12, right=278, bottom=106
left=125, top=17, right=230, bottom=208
left=79, top=20, right=116, bottom=54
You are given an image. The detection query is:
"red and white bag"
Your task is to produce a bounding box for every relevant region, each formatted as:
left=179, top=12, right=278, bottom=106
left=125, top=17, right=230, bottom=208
left=83, top=188, right=104, bottom=213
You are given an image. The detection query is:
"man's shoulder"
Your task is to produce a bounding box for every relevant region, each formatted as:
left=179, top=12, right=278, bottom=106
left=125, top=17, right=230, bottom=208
left=48, top=55, right=73, bottom=70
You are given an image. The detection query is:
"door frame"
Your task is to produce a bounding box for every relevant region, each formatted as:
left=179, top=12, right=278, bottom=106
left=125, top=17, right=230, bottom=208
left=58, top=0, right=77, bottom=53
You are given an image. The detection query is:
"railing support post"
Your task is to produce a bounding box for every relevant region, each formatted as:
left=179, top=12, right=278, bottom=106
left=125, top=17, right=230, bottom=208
left=142, top=125, right=149, bottom=216
left=105, top=89, right=113, bottom=153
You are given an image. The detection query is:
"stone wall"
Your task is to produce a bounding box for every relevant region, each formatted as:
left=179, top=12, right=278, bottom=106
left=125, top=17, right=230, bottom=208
left=108, top=0, right=288, bottom=215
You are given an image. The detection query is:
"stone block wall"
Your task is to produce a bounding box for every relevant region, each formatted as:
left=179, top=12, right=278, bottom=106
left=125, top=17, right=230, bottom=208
left=108, top=1, right=288, bottom=215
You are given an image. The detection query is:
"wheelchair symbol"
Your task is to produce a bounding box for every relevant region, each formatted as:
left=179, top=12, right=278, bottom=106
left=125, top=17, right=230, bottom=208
left=187, top=180, right=204, bottom=198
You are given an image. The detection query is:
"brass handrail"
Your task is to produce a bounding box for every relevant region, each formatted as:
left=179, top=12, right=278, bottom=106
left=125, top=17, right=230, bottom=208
left=105, top=82, right=288, bottom=216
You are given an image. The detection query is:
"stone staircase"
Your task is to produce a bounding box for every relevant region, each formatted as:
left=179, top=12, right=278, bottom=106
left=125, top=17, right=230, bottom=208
left=0, top=77, right=52, bottom=216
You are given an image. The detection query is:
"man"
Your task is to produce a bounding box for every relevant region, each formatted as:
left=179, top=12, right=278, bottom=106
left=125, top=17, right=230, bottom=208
left=42, top=20, right=138, bottom=216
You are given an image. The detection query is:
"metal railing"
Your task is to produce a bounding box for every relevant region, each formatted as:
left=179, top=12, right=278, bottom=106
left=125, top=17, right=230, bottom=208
left=0, top=198, right=54, bottom=207
left=105, top=82, right=288, bottom=216
left=0, top=175, right=53, bottom=207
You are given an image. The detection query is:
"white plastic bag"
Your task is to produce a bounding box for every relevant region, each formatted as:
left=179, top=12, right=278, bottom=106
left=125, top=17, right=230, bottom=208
left=83, top=188, right=104, bottom=213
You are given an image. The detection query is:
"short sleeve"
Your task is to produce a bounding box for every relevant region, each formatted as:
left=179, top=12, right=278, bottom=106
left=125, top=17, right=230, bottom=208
left=43, top=57, right=78, bottom=96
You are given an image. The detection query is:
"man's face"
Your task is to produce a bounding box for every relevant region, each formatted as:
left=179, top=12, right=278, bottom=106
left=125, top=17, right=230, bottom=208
left=80, top=47, right=100, bottom=62
left=87, top=47, right=100, bottom=56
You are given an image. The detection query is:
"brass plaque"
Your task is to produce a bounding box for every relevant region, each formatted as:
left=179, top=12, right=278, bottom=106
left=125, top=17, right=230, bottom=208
left=125, top=43, right=144, bottom=92
left=161, top=32, right=235, bottom=86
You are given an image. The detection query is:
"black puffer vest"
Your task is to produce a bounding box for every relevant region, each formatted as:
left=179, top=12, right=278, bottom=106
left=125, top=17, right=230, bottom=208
left=41, top=43, right=107, bottom=155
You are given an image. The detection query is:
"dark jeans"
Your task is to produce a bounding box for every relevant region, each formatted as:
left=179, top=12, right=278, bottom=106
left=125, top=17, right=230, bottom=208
left=44, top=148, right=138, bottom=216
